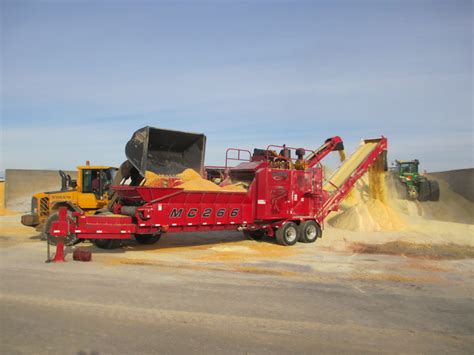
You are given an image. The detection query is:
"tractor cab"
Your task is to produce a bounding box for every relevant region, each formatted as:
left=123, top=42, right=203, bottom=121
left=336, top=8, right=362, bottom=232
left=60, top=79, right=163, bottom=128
left=396, top=160, right=419, bottom=178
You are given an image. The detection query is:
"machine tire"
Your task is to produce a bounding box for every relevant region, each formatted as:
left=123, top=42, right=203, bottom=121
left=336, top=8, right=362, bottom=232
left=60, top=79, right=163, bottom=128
left=91, top=211, right=121, bottom=249
left=276, top=222, right=299, bottom=246
left=135, top=234, right=162, bottom=245
left=92, top=239, right=120, bottom=249
left=417, top=180, right=431, bottom=202
left=43, top=211, right=78, bottom=246
left=243, top=230, right=265, bottom=241
left=429, top=180, right=440, bottom=201
left=298, top=220, right=321, bottom=243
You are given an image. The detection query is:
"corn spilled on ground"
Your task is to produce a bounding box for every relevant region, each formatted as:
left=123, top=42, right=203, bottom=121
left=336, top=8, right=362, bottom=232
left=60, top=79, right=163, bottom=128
left=329, top=154, right=407, bottom=232
left=144, top=169, right=247, bottom=192
left=0, top=182, right=16, bottom=216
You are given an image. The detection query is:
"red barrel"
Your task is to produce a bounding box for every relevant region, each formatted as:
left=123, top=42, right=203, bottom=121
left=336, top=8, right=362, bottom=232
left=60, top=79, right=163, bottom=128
left=73, top=248, right=92, bottom=262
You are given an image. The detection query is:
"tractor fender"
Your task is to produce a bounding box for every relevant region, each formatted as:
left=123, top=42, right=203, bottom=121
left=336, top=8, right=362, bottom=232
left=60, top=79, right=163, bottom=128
left=50, top=201, right=83, bottom=214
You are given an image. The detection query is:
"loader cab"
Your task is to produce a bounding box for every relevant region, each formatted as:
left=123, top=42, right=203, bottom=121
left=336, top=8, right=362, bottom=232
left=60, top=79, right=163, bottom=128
left=78, top=166, right=117, bottom=200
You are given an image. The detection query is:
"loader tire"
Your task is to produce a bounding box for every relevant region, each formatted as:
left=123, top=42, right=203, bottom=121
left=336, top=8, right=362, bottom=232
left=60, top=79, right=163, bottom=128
left=43, top=211, right=78, bottom=246
left=429, top=180, right=440, bottom=201
left=417, top=180, right=431, bottom=202
left=276, top=222, right=298, bottom=246
left=243, top=230, right=264, bottom=241
left=298, top=220, right=321, bottom=243
left=135, top=234, right=162, bottom=245
left=91, top=211, right=121, bottom=249
left=92, top=239, right=120, bottom=249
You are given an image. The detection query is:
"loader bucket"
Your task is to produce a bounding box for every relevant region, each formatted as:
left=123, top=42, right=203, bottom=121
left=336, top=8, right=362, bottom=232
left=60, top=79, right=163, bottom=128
left=125, top=126, right=207, bottom=176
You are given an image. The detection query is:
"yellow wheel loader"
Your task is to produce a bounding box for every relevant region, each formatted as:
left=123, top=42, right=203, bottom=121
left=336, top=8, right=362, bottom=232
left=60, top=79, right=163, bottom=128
left=21, top=126, right=207, bottom=245
left=21, top=165, right=118, bottom=237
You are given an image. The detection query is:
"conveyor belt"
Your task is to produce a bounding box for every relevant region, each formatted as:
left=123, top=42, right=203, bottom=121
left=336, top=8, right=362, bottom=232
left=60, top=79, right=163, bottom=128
left=324, top=141, right=378, bottom=192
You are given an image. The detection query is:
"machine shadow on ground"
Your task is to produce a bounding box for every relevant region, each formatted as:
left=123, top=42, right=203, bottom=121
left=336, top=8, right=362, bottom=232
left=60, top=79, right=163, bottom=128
left=71, top=231, right=278, bottom=255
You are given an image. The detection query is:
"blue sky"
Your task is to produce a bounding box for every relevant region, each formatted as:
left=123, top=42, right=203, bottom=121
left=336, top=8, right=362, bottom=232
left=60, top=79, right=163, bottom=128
left=1, top=0, right=472, bottom=173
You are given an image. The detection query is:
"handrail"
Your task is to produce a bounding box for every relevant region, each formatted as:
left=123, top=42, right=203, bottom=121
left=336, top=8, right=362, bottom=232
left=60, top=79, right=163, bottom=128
left=225, top=148, right=252, bottom=169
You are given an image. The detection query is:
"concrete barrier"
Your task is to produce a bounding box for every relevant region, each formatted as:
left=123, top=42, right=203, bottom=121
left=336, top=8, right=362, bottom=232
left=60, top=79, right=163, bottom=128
left=430, top=168, right=474, bottom=202
left=5, top=169, right=77, bottom=211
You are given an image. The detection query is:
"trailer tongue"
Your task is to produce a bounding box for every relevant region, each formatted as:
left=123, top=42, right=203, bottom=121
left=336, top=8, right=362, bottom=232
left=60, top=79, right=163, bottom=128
left=47, top=136, right=388, bottom=258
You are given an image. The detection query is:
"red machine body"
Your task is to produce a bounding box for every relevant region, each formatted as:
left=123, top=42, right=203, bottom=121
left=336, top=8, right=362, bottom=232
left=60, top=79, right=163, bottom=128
left=49, top=137, right=387, bottom=248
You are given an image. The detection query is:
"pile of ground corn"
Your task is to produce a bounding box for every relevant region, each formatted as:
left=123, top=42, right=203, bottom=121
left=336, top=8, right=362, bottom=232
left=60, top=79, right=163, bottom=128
left=144, top=169, right=247, bottom=192
left=328, top=155, right=407, bottom=232
left=0, top=182, right=16, bottom=216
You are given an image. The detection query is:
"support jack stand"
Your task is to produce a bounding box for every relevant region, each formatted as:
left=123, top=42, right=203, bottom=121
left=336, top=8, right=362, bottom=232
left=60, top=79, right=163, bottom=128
left=46, top=237, right=66, bottom=263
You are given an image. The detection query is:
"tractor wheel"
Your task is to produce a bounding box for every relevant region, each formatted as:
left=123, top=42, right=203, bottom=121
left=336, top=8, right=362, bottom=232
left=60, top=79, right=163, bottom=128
left=92, top=239, right=120, bottom=249
left=135, top=234, right=162, bottom=245
left=276, top=222, right=299, bottom=246
left=43, top=211, right=78, bottom=246
left=395, top=180, right=408, bottom=199
left=417, top=180, right=431, bottom=202
left=298, top=220, right=321, bottom=243
left=243, top=230, right=265, bottom=241
left=429, top=180, right=440, bottom=201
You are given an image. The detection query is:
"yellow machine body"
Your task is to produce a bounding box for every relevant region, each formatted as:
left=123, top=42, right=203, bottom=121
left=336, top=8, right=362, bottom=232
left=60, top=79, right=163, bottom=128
left=21, top=165, right=117, bottom=228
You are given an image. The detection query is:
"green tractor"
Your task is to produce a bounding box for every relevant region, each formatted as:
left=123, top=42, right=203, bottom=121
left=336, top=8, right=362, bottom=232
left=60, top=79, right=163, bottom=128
left=393, top=160, right=440, bottom=201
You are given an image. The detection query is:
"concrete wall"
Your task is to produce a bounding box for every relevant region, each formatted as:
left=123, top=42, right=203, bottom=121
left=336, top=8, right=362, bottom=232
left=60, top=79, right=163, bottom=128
left=430, top=168, right=474, bottom=202
left=5, top=169, right=77, bottom=211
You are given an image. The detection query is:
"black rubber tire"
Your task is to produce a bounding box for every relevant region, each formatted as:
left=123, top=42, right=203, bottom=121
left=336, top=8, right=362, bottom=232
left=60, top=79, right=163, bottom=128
left=43, top=211, right=78, bottom=246
left=429, top=180, right=440, bottom=201
left=417, top=180, right=431, bottom=202
left=276, top=222, right=299, bottom=246
left=135, top=234, right=162, bottom=245
left=92, top=239, right=120, bottom=249
left=91, top=211, right=121, bottom=249
left=243, top=230, right=265, bottom=241
left=298, top=220, right=321, bottom=243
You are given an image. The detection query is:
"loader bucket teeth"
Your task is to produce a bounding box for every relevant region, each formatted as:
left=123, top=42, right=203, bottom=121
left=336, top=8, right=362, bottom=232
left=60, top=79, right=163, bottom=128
left=125, top=126, right=207, bottom=176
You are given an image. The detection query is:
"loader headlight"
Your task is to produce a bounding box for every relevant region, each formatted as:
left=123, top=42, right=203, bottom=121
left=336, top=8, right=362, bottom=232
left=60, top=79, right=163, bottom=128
left=31, top=197, right=38, bottom=214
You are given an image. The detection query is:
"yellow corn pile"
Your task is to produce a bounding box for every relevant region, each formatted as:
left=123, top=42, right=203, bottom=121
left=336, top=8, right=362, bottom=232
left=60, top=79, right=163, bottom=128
left=144, top=169, right=246, bottom=192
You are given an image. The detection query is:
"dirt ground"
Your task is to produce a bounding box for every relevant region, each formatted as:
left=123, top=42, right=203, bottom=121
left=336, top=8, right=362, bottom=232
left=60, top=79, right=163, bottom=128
left=1, top=172, right=473, bottom=353
left=1, top=211, right=473, bottom=354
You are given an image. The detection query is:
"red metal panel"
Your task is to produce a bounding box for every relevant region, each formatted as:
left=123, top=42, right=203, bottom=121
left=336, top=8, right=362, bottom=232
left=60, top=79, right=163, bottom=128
left=75, top=214, right=135, bottom=239
left=256, top=169, right=293, bottom=220
left=137, top=190, right=250, bottom=230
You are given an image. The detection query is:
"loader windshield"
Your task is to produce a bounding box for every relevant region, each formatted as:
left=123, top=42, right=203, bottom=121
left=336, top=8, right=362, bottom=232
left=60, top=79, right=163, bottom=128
left=82, top=169, right=115, bottom=198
